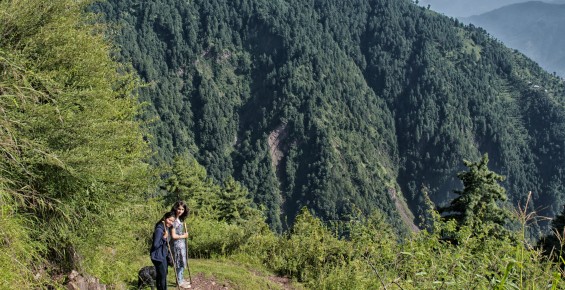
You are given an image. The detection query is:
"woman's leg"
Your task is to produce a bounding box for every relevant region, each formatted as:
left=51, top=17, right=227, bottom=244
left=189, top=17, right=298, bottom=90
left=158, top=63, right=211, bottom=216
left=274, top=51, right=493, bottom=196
left=152, top=259, right=168, bottom=290
left=176, top=266, right=184, bottom=284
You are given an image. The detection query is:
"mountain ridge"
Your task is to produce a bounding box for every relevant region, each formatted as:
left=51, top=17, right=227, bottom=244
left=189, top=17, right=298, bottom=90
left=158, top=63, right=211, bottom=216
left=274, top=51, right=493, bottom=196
left=94, top=0, right=565, bottom=232
left=464, top=1, right=565, bottom=77
left=418, top=0, right=531, bottom=17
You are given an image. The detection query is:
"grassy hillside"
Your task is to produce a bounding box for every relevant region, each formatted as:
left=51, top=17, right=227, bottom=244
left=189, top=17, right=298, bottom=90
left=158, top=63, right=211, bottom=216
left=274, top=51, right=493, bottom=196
left=2, top=0, right=565, bottom=288
left=0, top=0, right=154, bottom=287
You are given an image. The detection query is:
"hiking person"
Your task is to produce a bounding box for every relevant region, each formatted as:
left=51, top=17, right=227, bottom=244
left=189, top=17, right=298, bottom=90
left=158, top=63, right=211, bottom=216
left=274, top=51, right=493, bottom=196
left=150, top=211, right=176, bottom=290
left=171, top=201, right=190, bottom=288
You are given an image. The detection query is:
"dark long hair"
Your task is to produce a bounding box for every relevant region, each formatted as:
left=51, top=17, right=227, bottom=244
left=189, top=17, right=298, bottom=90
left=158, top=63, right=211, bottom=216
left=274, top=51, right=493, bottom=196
left=171, top=201, right=189, bottom=222
left=156, top=211, right=176, bottom=227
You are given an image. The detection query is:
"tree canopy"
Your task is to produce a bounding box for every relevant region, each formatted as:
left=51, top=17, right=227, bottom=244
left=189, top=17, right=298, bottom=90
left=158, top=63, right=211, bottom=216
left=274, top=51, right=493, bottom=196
left=439, top=154, right=512, bottom=239
left=92, top=0, right=565, bottom=233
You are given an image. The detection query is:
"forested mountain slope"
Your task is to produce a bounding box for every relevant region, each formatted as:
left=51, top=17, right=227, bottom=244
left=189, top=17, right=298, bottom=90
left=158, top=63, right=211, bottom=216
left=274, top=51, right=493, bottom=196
left=94, top=0, right=565, bottom=232
left=465, top=1, right=565, bottom=77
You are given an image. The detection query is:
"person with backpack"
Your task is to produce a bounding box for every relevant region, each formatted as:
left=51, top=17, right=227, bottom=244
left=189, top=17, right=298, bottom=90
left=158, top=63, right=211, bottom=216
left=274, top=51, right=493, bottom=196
left=150, top=211, right=176, bottom=290
left=170, top=201, right=190, bottom=288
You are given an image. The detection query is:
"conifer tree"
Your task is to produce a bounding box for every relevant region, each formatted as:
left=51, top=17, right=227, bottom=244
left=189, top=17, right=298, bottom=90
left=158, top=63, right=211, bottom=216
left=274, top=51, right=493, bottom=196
left=439, top=154, right=512, bottom=239
left=539, top=205, right=565, bottom=258
left=219, top=177, right=253, bottom=223
left=163, top=155, right=219, bottom=215
left=164, top=155, right=208, bottom=201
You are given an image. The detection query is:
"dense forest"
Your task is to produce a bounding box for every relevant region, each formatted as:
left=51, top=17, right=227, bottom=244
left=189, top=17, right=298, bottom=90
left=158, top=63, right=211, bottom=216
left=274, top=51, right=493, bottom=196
left=3, top=0, right=565, bottom=288
left=93, top=0, right=565, bottom=234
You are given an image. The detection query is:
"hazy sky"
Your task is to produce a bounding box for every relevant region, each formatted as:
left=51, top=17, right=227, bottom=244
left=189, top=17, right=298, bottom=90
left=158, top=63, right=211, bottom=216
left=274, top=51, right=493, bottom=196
left=417, top=0, right=533, bottom=17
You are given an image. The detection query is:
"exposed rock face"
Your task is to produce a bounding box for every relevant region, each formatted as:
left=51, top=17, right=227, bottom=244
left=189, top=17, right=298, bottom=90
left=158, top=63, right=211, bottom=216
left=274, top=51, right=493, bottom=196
left=66, top=270, right=106, bottom=290
left=267, top=123, right=289, bottom=173
left=388, top=188, right=419, bottom=232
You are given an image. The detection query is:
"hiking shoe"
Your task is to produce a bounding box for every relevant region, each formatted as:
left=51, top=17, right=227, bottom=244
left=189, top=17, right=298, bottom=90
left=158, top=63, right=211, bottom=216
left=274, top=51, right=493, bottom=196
left=180, top=281, right=191, bottom=288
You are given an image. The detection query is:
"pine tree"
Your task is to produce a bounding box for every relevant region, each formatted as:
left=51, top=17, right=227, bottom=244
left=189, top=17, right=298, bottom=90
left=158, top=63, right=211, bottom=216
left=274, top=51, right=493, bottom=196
left=539, top=205, right=565, bottom=259
left=439, top=154, right=512, bottom=239
left=218, top=177, right=253, bottom=223
left=163, top=154, right=220, bottom=216
left=164, top=155, right=209, bottom=201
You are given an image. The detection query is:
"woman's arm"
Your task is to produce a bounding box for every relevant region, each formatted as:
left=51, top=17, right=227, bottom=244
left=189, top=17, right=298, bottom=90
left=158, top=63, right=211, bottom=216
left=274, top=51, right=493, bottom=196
left=152, top=223, right=167, bottom=249
left=171, top=223, right=188, bottom=240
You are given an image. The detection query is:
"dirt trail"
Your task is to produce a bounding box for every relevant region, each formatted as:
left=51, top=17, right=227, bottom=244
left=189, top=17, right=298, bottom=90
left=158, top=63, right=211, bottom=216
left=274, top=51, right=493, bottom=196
left=173, top=273, right=295, bottom=290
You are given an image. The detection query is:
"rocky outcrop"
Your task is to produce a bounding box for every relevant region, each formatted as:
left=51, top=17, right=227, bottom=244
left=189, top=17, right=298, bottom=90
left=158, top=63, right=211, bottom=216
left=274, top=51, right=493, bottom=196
left=66, top=270, right=106, bottom=290
left=267, top=123, right=288, bottom=174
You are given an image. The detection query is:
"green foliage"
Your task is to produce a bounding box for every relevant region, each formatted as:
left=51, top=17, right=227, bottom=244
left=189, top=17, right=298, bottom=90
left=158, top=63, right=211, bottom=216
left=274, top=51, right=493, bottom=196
left=0, top=0, right=154, bottom=284
left=0, top=187, right=48, bottom=288
left=274, top=208, right=350, bottom=283
left=539, top=204, right=565, bottom=264
left=234, top=205, right=564, bottom=290
left=78, top=200, right=163, bottom=285
left=5, top=0, right=565, bottom=287
left=188, top=216, right=246, bottom=258
left=349, top=211, right=397, bottom=267
left=163, top=154, right=217, bottom=213
left=232, top=227, right=281, bottom=267
left=163, top=154, right=262, bottom=223
left=94, top=0, right=565, bottom=235
left=219, top=177, right=258, bottom=223
left=439, top=154, right=513, bottom=240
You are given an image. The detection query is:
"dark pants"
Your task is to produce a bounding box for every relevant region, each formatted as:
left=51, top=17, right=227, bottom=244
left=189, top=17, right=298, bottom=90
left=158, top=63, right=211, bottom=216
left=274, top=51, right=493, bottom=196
left=151, top=259, right=168, bottom=290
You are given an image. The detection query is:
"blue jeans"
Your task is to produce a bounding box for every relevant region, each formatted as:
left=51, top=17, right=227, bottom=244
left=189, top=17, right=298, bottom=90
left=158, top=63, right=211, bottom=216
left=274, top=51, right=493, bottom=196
left=176, top=266, right=184, bottom=284
left=151, top=259, right=168, bottom=290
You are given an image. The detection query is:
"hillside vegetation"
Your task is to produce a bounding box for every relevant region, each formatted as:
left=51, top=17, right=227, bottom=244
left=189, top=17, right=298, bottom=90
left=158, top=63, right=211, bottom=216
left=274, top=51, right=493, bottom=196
left=94, top=0, right=565, bottom=234
left=2, top=0, right=565, bottom=289
left=0, top=0, right=155, bottom=287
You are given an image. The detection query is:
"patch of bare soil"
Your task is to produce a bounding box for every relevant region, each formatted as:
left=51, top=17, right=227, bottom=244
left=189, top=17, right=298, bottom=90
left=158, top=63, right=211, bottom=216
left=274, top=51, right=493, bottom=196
left=388, top=187, right=419, bottom=232
left=172, top=273, right=228, bottom=290
left=174, top=272, right=295, bottom=290
left=267, top=123, right=288, bottom=172
left=267, top=275, right=294, bottom=290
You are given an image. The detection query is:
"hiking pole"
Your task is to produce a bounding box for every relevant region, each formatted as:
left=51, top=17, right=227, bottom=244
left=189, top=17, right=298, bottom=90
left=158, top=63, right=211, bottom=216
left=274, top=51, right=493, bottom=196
left=164, top=222, right=181, bottom=290
left=184, top=221, right=192, bottom=285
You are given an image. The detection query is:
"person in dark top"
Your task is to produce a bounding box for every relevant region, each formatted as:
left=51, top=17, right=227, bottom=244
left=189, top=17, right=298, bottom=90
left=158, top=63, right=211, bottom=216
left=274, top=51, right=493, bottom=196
left=150, top=211, right=176, bottom=290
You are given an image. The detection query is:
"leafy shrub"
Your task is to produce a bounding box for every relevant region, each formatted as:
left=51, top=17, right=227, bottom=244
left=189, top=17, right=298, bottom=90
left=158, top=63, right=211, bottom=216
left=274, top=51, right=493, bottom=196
left=188, top=216, right=246, bottom=258
left=233, top=206, right=565, bottom=289
left=233, top=229, right=280, bottom=266
left=0, top=188, right=49, bottom=289
left=77, top=200, right=162, bottom=285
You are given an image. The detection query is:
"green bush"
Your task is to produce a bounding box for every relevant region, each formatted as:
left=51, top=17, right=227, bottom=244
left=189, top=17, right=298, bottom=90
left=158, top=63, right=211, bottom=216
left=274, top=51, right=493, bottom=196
left=280, top=209, right=348, bottom=282
left=0, top=188, right=50, bottom=289
left=188, top=216, right=246, bottom=258
left=233, top=206, right=565, bottom=289
left=0, top=0, right=153, bottom=284
left=77, top=200, right=162, bottom=285
left=232, top=229, right=280, bottom=267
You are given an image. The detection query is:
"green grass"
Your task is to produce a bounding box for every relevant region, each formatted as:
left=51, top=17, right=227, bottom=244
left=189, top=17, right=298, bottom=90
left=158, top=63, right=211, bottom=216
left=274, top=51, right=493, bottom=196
left=125, top=257, right=302, bottom=290
left=179, top=258, right=300, bottom=290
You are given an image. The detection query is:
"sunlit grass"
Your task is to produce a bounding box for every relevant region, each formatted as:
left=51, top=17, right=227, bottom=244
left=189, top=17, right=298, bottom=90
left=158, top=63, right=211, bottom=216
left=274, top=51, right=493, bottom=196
left=181, top=258, right=302, bottom=290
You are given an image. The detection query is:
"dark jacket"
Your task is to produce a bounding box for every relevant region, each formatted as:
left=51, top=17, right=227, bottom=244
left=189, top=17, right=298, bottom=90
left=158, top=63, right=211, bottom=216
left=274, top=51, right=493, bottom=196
left=150, top=222, right=169, bottom=262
